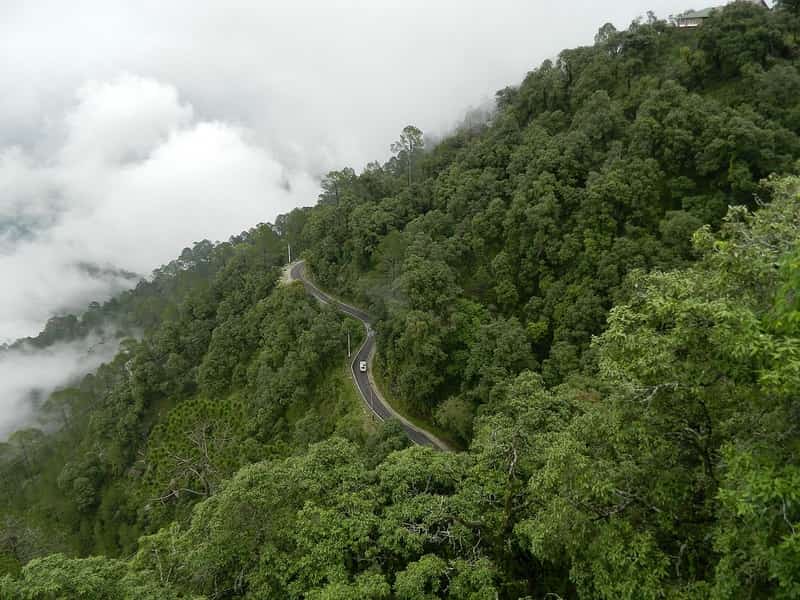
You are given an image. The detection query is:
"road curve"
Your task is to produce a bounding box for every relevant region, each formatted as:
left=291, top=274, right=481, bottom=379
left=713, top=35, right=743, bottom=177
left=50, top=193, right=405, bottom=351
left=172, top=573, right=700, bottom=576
left=288, top=260, right=450, bottom=451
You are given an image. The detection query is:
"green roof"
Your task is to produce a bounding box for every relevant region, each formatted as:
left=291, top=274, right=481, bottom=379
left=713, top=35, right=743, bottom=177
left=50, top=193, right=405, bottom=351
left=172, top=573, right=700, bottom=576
left=677, top=6, right=719, bottom=19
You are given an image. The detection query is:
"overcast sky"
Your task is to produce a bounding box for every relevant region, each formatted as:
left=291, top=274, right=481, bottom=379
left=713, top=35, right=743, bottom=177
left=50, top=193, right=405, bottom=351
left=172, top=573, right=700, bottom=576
left=0, top=0, right=699, bottom=343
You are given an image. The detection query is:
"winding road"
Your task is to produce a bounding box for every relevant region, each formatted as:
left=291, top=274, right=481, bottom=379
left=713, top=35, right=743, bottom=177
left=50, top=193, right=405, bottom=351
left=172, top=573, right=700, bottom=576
left=288, top=261, right=449, bottom=451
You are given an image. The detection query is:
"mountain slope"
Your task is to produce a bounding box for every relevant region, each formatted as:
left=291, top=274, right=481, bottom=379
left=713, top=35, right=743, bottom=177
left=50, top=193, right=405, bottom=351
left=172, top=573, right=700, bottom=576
left=287, top=3, right=800, bottom=446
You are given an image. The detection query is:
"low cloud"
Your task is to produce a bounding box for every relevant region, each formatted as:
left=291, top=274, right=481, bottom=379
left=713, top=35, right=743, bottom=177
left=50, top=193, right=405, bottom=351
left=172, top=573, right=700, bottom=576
left=0, top=74, right=317, bottom=342
left=0, top=334, right=121, bottom=439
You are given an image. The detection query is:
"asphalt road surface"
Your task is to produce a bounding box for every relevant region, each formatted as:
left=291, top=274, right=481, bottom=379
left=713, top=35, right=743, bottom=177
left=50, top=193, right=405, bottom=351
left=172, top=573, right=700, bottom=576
left=289, top=261, right=448, bottom=450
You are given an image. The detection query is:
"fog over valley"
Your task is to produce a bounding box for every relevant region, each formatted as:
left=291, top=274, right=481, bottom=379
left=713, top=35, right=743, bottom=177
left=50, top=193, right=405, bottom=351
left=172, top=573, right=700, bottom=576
left=0, top=334, right=120, bottom=438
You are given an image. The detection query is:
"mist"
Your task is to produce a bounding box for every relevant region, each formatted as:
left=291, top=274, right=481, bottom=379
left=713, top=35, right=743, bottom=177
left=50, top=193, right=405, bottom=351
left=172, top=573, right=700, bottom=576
left=0, top=335, right=121, bottom=439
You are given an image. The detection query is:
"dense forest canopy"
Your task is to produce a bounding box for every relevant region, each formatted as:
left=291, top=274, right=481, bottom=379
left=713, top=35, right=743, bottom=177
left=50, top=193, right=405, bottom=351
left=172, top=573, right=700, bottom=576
left=1, top=4, right=800, bottom=598
left=285, top=1, right=800, bottom=445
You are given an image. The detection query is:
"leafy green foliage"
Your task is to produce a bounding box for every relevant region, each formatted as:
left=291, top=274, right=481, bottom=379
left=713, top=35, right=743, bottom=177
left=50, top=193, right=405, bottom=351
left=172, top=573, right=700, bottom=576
left=295, top=5, right=800, bottom=441
left=0, top=553, right=191, bottom=599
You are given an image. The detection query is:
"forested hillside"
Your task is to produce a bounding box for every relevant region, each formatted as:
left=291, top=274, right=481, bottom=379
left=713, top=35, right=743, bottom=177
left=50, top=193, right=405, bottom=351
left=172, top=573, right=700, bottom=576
left=2, top=4, right=800, bottom=598
left=0, top=227, right=371, bottom=560
left=289, top=2, right=800, bottom=444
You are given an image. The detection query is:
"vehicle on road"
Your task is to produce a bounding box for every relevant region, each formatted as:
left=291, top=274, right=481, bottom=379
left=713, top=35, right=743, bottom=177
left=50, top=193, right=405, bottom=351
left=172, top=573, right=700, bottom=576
left=292, top=259, right=448, bottom=451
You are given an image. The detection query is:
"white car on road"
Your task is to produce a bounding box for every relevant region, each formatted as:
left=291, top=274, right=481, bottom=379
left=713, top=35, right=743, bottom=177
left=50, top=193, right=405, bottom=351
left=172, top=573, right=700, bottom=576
left=359, top=360, right=367, bottom=373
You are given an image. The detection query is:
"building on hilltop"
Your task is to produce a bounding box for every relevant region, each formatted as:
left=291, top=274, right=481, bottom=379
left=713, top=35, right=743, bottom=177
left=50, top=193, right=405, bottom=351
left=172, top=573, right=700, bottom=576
left=675, top=6, right=717, bottom=27
left=674, top=0, right=769, bottom=28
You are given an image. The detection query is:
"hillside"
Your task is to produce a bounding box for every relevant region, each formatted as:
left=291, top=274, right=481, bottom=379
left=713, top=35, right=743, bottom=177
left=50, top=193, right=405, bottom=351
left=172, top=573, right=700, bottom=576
left=290, top=3, right=800, bottom=445
left=2, top=4, right=800, bottom=598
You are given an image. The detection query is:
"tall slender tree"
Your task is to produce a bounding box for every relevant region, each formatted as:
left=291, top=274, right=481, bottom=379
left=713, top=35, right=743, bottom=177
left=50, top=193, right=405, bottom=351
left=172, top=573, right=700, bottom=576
left=391, top=125, right=424, bottom=186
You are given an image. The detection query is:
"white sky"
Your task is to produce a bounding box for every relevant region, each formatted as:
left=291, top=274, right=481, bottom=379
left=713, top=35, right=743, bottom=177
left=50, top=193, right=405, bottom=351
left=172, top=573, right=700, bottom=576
left=0, top=0, right=699, bottom=342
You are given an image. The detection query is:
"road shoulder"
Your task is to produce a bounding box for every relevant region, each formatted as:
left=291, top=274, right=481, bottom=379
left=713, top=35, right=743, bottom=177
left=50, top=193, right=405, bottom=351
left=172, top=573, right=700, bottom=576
left=285, top=260, right=453, bottom=452
left=364, top=344, right=452, bottom=451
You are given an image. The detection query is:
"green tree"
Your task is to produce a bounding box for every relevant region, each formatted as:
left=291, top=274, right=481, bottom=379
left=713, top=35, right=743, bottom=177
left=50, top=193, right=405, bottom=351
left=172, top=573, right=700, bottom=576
left=319, top=168, right=357, bottom=206
left=0, top=553, right=188, bottom=599
left=391, top=125, right=425, bottom=186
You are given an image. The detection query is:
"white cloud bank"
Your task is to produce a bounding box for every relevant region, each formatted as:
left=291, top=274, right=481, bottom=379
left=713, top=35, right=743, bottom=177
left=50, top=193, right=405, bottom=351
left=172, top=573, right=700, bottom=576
left=0, top=74, right=317, bottom=342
